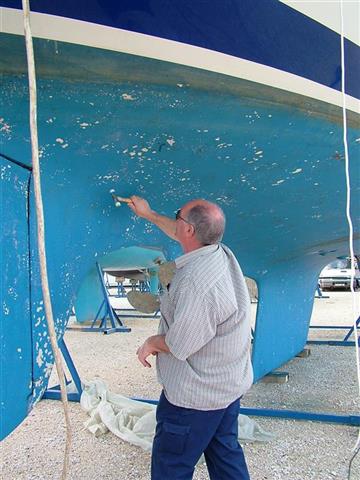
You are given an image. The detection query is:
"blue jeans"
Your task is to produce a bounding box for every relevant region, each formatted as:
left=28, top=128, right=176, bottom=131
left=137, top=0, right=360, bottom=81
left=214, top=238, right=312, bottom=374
left=151, top=392, right=250, bottom=479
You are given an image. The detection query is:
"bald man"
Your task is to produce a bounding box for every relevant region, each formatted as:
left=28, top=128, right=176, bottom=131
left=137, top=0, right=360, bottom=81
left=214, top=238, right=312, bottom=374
left=128, top=197, right=253, bottom=480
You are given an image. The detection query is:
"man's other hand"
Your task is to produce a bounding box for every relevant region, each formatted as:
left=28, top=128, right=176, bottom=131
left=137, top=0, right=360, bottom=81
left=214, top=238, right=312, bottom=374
left=136, top=335, right=170, bottom=367
left=137, top=338, right=156, bottom=367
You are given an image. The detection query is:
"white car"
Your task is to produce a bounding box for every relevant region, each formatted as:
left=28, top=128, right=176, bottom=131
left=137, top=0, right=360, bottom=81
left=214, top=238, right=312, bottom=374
left=319, top=257, right=360, bottom=291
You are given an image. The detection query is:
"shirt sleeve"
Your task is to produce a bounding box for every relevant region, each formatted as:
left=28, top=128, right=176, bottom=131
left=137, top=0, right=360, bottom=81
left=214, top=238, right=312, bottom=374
left=165, top=286, right=218, bottom=361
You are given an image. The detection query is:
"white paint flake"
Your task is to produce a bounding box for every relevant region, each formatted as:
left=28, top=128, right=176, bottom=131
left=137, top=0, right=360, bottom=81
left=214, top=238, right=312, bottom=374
left=166, top=138, right=175, bottom=147
left=34, top=317, right=42, bottom=327
left=36, top=348, right=44, bottom=367
left=3, top=302, right=10, bottom=315
left=0, top=118, right=12, bottom=135
left=291, top=168, right=303, bottom=174
left=121, top=93, right=135, bottom=101
left=272, top=179, right=285, bottom=186
left=55, top=138, right=64, bottom=144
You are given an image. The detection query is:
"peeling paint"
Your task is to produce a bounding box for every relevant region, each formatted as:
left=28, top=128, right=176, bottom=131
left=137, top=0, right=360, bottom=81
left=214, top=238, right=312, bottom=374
left=121, top=93, right=136, bottom=101
left=36, top=349, right=44, bottom=367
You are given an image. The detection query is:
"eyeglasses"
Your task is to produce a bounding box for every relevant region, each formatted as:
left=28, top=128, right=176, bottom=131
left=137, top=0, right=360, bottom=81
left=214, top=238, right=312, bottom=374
left=175, top=209, right=195, bottom=230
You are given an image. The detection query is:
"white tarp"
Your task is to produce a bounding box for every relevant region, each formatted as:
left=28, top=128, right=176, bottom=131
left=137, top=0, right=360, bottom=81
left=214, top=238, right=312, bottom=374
left=80, top=379, right=275, bottom=454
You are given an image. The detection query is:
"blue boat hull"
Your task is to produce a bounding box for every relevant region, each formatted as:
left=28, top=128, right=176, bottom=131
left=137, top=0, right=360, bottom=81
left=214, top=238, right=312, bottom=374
left=1, top=1, right=359, bottom=439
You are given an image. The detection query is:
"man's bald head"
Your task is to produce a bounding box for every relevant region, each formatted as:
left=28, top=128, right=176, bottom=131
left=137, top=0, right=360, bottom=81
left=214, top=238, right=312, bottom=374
left=182, top=199, right=225, bottom=245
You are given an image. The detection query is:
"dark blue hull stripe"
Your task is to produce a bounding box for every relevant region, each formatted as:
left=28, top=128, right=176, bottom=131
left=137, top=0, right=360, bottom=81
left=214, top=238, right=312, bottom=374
left=1, top=0, right=359, bottom=99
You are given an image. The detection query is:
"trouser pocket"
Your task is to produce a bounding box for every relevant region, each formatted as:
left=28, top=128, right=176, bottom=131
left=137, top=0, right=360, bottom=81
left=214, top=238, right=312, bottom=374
left=159, top=421, right=191, bottom=455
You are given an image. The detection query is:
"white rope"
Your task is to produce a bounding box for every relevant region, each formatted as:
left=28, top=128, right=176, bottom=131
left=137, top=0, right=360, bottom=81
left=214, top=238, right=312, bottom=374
left=339, top=1, right=360, bottom=475
left=22, top=1, right=72, bottom=479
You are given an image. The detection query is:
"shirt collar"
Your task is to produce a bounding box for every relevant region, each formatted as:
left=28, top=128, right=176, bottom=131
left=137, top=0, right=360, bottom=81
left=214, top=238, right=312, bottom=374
left=175, top=244, right=220, bottom=269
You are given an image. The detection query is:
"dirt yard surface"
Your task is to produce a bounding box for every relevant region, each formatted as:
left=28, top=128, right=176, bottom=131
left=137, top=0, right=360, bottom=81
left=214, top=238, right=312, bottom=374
left=2, top=291, right=359, bottom=479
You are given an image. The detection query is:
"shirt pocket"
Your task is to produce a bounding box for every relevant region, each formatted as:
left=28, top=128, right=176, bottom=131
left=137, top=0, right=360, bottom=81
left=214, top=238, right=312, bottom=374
left=159, top=421, right=191, bottom=455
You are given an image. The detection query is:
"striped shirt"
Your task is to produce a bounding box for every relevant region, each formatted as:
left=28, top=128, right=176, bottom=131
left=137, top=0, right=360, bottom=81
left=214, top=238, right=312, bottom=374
left=156, top=243, right=253, bottom=410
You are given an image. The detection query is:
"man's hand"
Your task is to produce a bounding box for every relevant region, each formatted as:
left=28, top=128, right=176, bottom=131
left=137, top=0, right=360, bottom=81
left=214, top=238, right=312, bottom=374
left=136, top=339, right=156, bottom=367
left=128, top=195, right=153, bottom=220
left=137, top=335, right=170, bottom=367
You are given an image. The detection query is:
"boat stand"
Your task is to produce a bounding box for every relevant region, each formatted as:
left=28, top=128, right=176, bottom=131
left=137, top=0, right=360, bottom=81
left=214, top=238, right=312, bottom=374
left=132, top=398, right=360, bottom=427
left=81, top=262, right=131, bottom=334
left=236, top=407, right=359, bottom=426
left=307, top=315, right=360, bottom=347
left=116, top=282, right=127, bottom=297
left=42, top=338, right=82, bottom=402
left=42, top=339, right=359, bottom=426
left=114, top=307, right=160, bottom=319
left=243, top=320, right=360, bottom=425
left=106, top=276, right=127, bottom=298
left=49, top=295, right=359, bottom=425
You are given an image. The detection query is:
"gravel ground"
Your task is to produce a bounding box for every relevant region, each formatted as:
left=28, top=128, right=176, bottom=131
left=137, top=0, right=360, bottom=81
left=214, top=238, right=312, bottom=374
left=2, top=291, right=359, bottom=480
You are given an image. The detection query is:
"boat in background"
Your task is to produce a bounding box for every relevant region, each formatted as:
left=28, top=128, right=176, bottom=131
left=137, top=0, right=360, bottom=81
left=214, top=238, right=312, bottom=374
left=1, top=0, right=359, bottom=439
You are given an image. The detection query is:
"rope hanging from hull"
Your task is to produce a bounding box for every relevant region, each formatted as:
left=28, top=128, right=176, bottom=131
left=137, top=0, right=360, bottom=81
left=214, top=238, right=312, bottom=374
left=339, top=0, right=360, bottom=477
left=22, top=1, right=72, bottom=479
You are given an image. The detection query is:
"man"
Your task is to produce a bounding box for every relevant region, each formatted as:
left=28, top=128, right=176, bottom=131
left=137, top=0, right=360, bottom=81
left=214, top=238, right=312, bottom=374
left=128, top=196, right=253, bottom=480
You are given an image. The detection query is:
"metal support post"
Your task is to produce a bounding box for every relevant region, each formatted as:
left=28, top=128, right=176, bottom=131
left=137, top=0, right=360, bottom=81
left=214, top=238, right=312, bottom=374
left=132, top=398, right=360, bottom=427
left=314, top=285, right=329, bottom=299
left=308, top=315, right=359, bottom=346
left=42, top=337, right=82, bottom=402
left=81, top=262, right=131, bottom=334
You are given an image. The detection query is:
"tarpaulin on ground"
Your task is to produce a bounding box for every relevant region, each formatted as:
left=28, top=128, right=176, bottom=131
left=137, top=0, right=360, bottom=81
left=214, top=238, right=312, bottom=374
left=80, top=379, right=275, bottom=453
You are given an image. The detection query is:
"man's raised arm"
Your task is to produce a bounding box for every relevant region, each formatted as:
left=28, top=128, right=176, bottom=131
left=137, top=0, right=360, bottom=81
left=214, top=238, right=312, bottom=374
left=128, top=195, right=177, bottom=241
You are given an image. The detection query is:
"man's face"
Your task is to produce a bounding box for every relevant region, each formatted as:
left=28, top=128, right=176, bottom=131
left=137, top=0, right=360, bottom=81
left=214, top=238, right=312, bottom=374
left=175, top=203, right=195, bottom=246
left=175, top=207, right=188, bottom=242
